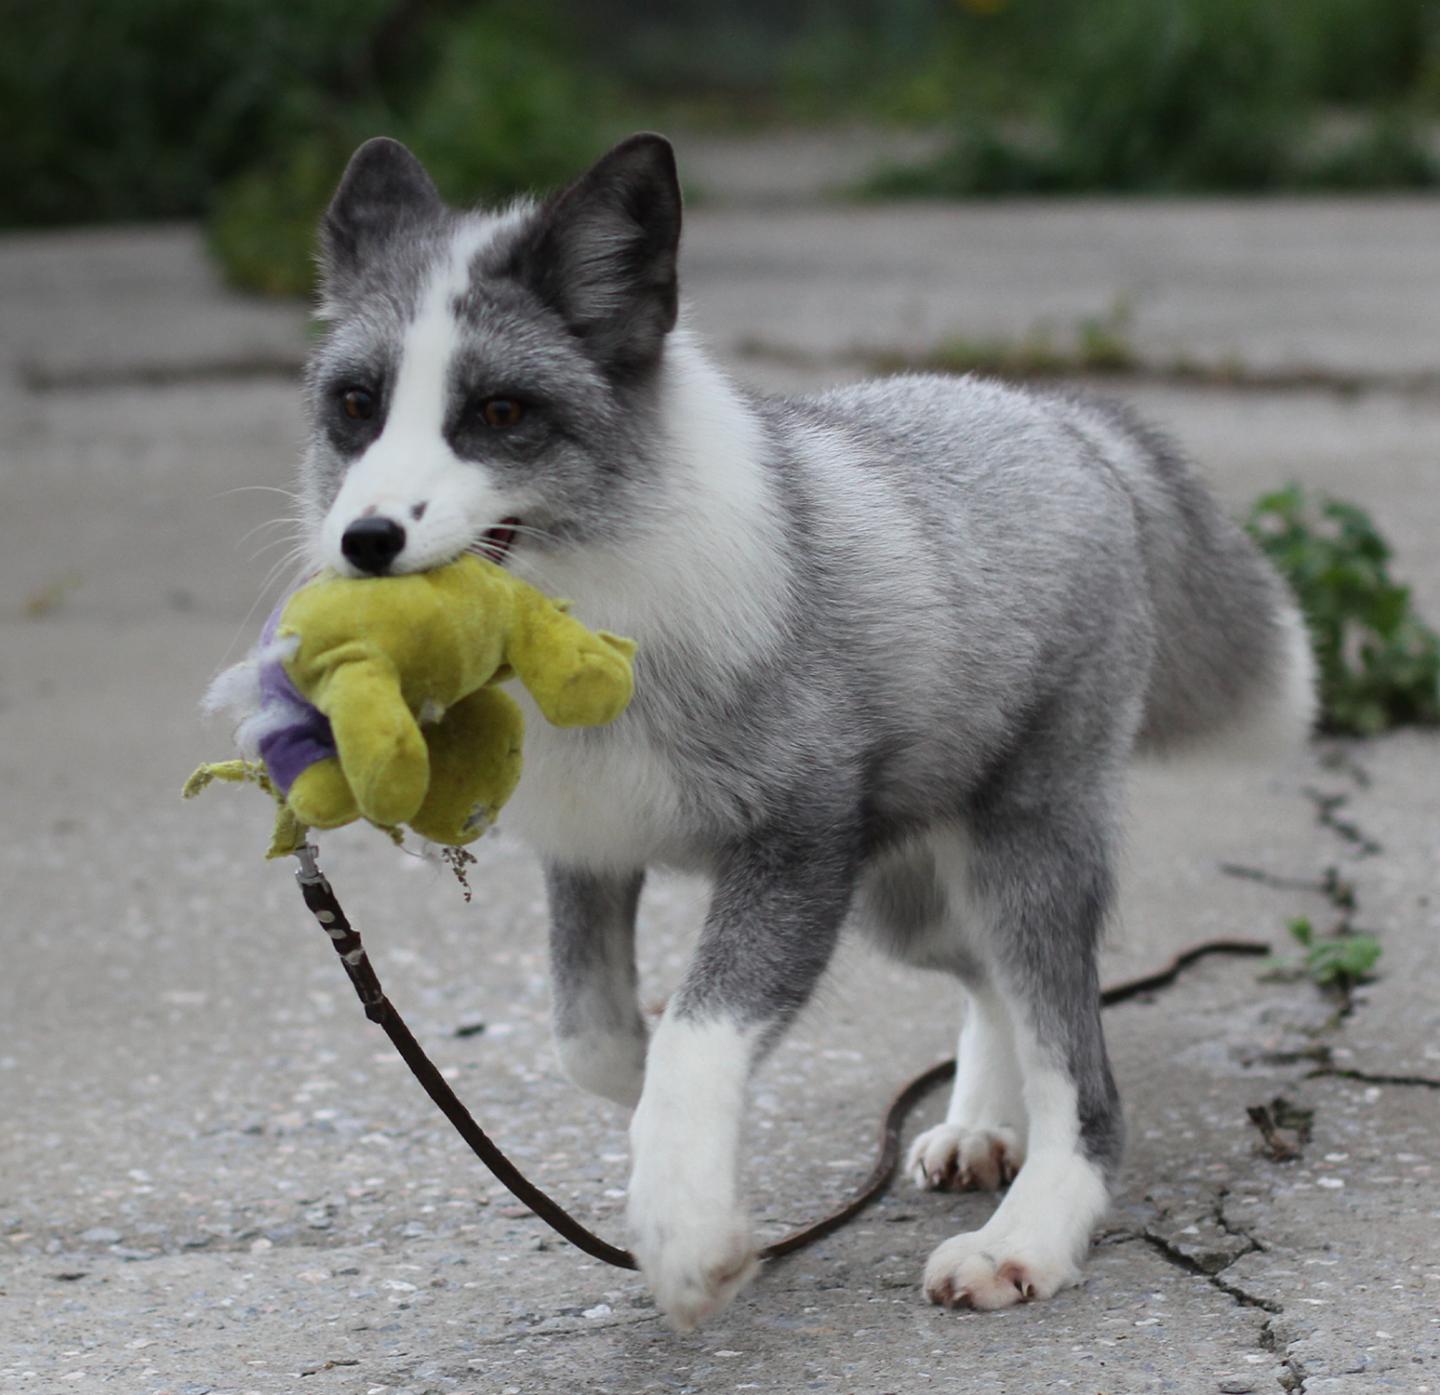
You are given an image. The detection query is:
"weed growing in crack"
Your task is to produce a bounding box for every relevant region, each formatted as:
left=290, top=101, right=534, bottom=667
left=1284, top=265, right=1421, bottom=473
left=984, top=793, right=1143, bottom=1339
left=1263, top=915, right=1381, bottom=992
left=872, top=297, right=1141, bottom=381
left=1246, top=486, right=1440, bottom=735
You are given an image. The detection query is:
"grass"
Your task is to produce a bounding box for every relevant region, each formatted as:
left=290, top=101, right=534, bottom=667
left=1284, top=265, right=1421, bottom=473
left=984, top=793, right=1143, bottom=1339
left=868, top=299, right=1140, bottom=380
left=862, top=300, right=1281, bottom=387
left=205, top=5, right=617, bottom=297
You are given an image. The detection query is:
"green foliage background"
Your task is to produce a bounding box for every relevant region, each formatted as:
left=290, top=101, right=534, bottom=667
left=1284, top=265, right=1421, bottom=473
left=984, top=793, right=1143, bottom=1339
left=0, top=0, right=613, bottom=293
left=3, top=0, right=1439, bottom=289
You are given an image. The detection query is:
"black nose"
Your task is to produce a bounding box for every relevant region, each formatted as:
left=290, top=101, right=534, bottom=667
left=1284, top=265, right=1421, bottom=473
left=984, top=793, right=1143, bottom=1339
left=341, top=516, right=406, bottom=575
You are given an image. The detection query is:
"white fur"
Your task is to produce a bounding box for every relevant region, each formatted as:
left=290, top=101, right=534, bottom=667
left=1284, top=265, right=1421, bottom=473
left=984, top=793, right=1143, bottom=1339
left=922, top=1042, right=1109, bottom=1310
left=1226, top=600, right=1318, bottom=759
left=627, top=1012, right=761, bottom=1331
left=909, top=980, right=1028, bottom=1191
left=498, top=703, right=689, bottom=871
left=556, top=1029, right=647, bottom=1109
left=528, top=325, right=789, bottom=668
left=498, top=327, right=791, bottom=871
left=318, top=214, right=531, bottom=576
left=203, top=635, right=301, bottom=759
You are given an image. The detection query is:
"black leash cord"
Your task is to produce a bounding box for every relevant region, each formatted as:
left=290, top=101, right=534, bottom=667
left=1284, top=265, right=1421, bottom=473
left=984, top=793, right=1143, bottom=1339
left=292, top=844, right=1268, bottom=1270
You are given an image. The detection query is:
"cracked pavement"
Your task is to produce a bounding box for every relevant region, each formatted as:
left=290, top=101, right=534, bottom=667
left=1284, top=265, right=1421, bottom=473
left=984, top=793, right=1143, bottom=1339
left=2, top=161, right=1438, bottom=1394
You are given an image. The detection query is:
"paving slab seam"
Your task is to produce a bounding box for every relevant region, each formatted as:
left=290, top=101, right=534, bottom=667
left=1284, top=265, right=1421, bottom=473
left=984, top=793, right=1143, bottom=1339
left=735, top=339, right=1440, bottom=401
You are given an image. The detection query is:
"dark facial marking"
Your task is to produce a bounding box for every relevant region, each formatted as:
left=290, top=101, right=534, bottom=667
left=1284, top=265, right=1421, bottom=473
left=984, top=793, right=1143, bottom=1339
left=323, top=373, right=388, bottom=456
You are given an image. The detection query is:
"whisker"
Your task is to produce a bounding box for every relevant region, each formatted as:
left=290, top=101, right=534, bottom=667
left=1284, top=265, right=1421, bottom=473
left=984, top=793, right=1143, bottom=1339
left=502, top=522, right=559, bottom=542
left=212, top=545, right=314, bottom=671
left=237, top=515, right=302, bottom=552
left=214, top=484, right=303, bottom=502
left=247, top=533, right=307, bottom=566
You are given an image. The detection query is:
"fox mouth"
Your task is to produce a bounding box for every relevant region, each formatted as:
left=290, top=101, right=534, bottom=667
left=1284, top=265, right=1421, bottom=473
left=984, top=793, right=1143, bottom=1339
left=474, top=517, right=521, bottom=565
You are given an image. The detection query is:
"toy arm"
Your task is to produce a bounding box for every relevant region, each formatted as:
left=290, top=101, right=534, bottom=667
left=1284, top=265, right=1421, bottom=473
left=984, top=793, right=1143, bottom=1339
left=505, top=590, right=636, bottom=728
left=308, top=656, right=430, bottom=827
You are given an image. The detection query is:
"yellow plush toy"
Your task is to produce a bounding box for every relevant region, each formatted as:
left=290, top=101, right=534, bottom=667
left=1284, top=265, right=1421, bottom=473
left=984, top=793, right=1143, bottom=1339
left=187, top=555, right=634, bottom=854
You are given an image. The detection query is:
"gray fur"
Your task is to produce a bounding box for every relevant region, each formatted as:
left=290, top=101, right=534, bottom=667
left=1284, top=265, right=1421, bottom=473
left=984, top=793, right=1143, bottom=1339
left=297, top=133, right=1313, bottom=1302
left=546, top=864, right=645, bottom=1043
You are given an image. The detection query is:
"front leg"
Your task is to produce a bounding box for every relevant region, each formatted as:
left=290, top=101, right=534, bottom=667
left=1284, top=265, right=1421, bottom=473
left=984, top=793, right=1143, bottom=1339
left=545, top=863, right=648, bottom=1108
left=628, top=823, right=856, bottom=1330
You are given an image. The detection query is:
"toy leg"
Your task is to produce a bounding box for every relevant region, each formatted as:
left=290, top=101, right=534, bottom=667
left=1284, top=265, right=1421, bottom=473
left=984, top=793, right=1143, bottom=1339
left=409, top=687, right=525, bottom=845
left=287, top=757, right=360, bottom=830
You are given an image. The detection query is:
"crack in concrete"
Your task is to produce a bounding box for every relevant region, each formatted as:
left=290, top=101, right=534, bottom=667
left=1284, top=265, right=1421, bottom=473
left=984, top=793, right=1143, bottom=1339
left=1302, top=787, right=1382, bottom=858
left=1219, top=863, right=1337, bottom=896
left=1260, top=1320, right=1310, bottom=1393
left=1138, top=1190, right=1280, bottom=1314
left=1309, top=1064, right=1440, bottom=1090
left=1139, top=1230, right=1282, bottom=1313
left=1214, top=1190, right=1269, bottom=1256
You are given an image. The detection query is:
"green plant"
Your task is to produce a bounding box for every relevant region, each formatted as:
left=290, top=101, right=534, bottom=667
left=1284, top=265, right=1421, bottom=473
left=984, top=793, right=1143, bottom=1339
left=1247, top=486, right=1440, bottom=735
left=207, top=137, right=358, bottom=298
left=1046, top=0, right=1303, bottom=193
left=0, top=0, right=398, bottom=226
left=1265, top=916, right=1382, bottom=990
left=857, top=0, right=1440, bottom=197
left=205, top=3, right=612, bottom=296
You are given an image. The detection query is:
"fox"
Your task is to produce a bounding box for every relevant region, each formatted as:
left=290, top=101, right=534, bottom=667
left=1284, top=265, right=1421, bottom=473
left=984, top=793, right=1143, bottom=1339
left=250, top=131, right=1313, bottom=1329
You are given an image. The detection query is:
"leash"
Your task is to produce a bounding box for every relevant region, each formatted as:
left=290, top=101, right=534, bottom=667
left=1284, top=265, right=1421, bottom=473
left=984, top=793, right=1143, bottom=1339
left=292, top=843, right=1269, bottom=1270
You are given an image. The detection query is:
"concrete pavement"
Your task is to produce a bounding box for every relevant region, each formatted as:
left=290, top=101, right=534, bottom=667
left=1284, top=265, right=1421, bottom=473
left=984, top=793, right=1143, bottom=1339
left=2, top=177, right=1438, bottom=1395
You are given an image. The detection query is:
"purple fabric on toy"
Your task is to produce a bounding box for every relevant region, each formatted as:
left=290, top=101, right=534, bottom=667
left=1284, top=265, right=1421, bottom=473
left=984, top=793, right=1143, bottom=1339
left=256, top=597, right=336, bottom=796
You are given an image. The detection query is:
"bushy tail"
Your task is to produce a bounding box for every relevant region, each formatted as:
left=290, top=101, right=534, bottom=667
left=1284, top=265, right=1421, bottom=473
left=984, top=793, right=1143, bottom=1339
left=1081, top=400, right=1317, bottom=757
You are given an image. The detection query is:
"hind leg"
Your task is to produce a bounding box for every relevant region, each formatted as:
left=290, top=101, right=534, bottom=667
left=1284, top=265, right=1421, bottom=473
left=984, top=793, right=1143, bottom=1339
left=908, top=980, right=1027, bottom=1192
left=859, top=841, right=1027, bottom=1193
left=921, top=800, right=1123, bottom=1312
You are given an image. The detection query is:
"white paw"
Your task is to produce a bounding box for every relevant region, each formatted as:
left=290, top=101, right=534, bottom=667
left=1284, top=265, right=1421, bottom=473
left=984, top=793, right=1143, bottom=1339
left=908, top=1123, right=1024, bottom=1192
left=627, top=1194, right=759, bottom=1331
left=923, top=1227, right=1079, bottom=1311
left=556, top=1029, right=647, bottom=1109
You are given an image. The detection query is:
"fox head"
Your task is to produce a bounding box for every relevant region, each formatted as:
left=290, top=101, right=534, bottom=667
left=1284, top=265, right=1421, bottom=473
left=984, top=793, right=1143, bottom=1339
left=299, top=134, right=684, bottom=580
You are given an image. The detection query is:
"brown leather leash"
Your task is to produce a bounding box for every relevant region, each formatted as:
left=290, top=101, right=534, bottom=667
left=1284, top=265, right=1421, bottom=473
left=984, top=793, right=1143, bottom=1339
left=292, top=842, right=1269, bottom=1270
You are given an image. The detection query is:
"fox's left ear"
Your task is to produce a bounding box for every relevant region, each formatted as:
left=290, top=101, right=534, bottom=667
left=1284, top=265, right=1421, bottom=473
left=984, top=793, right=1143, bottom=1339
left=319, top=137, right=444, bottom=294
left=511, top=133, right=682, bottom=378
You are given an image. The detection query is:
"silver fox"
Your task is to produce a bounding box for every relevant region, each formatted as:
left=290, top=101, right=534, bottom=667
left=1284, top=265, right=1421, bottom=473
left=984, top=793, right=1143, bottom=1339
left=286, top=133, right=1314, bottom=1329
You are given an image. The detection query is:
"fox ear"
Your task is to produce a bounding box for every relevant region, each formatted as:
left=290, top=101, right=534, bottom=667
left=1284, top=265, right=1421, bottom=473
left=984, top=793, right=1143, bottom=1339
left=513, top=133, right=682, bottom=378
left=320, top=138, right=443, bottom=287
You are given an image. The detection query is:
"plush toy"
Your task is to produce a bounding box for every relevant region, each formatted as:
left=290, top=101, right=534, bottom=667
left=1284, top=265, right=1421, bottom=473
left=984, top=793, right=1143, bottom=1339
left=187, top=555, right=635, bottom=855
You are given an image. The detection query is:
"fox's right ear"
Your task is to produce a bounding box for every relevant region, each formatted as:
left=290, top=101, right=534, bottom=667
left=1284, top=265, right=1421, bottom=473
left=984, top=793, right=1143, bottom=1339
left=319, top=138, right=443, bottom=292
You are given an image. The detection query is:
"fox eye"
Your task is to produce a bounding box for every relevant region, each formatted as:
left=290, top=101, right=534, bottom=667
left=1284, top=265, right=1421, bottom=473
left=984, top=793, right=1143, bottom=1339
left=480, top=397, right=525, bottom=429
left=341, top=387, right=375, bottom=421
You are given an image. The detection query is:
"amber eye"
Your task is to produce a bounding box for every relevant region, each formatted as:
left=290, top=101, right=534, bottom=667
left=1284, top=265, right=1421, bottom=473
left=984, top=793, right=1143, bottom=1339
left=480, top=397, right=525, bottom=429
left=341, top=387, right=375, bottom=421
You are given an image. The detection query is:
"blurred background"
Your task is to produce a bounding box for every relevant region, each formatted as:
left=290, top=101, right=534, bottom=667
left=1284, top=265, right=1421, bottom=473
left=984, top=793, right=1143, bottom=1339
left=6, top=0, right=1440, bottom=293
left=4, top=3, right=1440, bottom=1389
